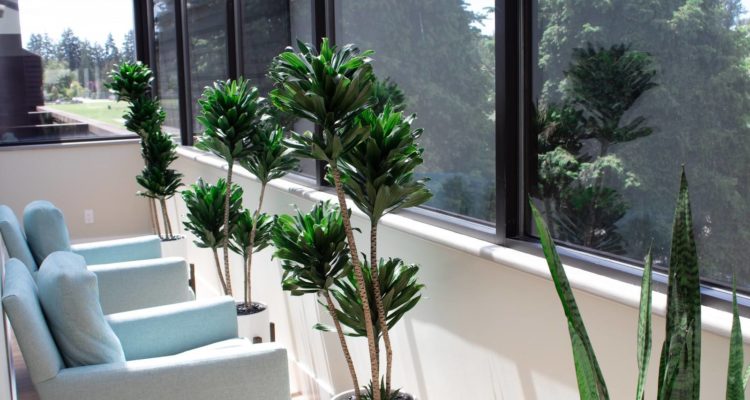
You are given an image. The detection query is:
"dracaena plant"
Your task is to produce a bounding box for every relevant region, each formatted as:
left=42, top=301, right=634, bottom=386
left=196, top=78, right=264, bottom=297
left=182, top=178, right=242, bottom=296
left=270, top=38, right=383, bottom=398
left=270, top=40, right=429, bottom=400
left=270, top=201, right=361, bottom=394
left=106, top=62, right=183, bottom=239
left=230, top=122, right=298, bottom=310
left=331, top=100, right=431, bottom=396
left=531, top=169, right=750, bottom=400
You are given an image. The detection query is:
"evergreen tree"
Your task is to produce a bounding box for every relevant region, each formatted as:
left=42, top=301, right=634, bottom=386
left=58, top=28, right=81, bottom=70
left=122, top=30, right=136, bottom=62
left=536, top=0, right=750, bottom=286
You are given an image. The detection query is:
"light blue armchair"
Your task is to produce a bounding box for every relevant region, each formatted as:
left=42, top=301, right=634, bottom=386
left=2, top=258, right=291, bottom=400
left=0, top=203, right=194, bottom=314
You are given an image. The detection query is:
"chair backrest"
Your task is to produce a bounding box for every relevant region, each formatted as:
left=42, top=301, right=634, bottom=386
left=2, top=258, right=64, bottom=384
left=0, top=205, right=38, bottom=273
left=23, top=201, right=71, bottom=266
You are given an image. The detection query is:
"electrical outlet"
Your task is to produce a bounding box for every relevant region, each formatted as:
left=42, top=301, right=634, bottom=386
left=84, top=209, right=95, bottom=224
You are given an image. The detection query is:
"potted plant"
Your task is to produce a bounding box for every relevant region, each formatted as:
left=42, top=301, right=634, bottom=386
left=106, top=62, right=183, bottom=241
left=270, top=39, right=430, bottom=400
left=230, top=122, right=297, bottom=340
left=531, top=169, right=750, bottom=400
left=194, top=78, right=262, bottom=298
left=186, top=78, right=295, bottom=341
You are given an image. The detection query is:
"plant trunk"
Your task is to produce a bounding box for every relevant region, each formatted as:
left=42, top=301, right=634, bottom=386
left=149, top=197, right=161, bottom=239
left=244, top=183, right=267, bottom=307
left=212, top=247, right=229, bottom=295
left=331, top=165, right=381, bottom=400
left=324, top=291, right=361, bottom=400
left=159, top=197, right=173, bottom=239
left=223, top=163, right=234, bottom=297
left=370, top=224, right=393, bottom=396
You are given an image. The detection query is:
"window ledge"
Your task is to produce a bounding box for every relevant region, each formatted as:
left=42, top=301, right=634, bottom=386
left=177, top=146, right=749, bottom=341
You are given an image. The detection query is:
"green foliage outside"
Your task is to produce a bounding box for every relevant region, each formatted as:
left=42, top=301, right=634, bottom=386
left=44, top=101, right=128, bottom=129
left=533, top=0, right=750, bottom=290
left=336, top=1, right=495, bottom=222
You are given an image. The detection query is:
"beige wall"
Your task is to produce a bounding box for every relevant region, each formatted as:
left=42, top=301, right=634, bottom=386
left=174, top=149, right=750, bottom=400
left=0, top=141, right=153, bottom=241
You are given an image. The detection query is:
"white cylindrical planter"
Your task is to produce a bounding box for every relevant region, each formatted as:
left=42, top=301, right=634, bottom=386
left=236, top=302, right=270, bottom=343
left=332, top=389, right=414, bottom=400
left=160, top=235, right=186, bottom=258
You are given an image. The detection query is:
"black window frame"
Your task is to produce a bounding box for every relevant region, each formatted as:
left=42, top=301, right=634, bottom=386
left=135, top=0, right=750, bottom=311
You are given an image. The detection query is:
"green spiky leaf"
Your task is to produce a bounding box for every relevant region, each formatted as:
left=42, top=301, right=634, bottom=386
left=657, top=168, right=701, bottom=400
left=531, top=201, right=609, bottom=400
left=636, top=249, right=653, bottom=400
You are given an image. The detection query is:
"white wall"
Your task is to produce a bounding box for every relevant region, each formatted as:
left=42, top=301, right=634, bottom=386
left=174, top=148, right=750, bottom=400
left=0, top=141, right=153, bottom=241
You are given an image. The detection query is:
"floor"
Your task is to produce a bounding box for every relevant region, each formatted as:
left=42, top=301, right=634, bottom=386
left=12, top=334, right=39, bottom=400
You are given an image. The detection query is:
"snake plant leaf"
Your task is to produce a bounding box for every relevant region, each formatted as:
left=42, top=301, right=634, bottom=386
left=657, top=168, right=701, bottom=400
left=743, top=365, right=750, bottom=390
left=636, top=249, right=653, bottom=400
left=726, top=277, right=746, bottom=400
left=530, top=201, right=609, bottom=400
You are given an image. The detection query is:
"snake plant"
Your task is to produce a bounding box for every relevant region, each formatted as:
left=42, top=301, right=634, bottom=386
left=532, top=168, right=749, bottom=399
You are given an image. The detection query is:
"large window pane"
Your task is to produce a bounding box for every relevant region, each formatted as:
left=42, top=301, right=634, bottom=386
left=2, top=0, right=136, bottom=144
left=153, top=0, right=181, bottom=136
left=336, top=1, right=496, bottom=223
left=532, top=0, right=750, bottom=289
left=186, top=0, right=228, bottom=133
left=241, top=0, right=290, bottom=95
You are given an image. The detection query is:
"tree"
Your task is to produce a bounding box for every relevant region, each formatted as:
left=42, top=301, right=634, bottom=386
left=535, top=0, right=750, bottom=288
left=104, top=33, right=120, bottom=68
left=121, top=30, right=136, bottom=62
left=27, top=34, right=44, bottom=56
left=58, top=28, right=81, bottom=70
left=336, top=0, right=496, bottom=221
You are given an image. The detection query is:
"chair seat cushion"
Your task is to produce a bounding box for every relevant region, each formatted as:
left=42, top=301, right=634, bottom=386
left=177, top=338, right=252, bottom=357
left=0, top=205, right=38, bottom=272
left=24, top=200, right=72, bottom=266
left=36, top=251, right=125, bottom=367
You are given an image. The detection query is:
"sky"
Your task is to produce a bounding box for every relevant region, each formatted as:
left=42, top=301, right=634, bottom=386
left=464, top=0, right=495, bottom=36
left=18, top=0, right=135, bottom=46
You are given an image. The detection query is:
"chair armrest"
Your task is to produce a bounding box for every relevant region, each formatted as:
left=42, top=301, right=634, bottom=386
left=90, top=257, right=194, bottom=315
left=106, top=296, right=238, bottom=360
left=72, top=235, right=162, bottom=264
left=36, top=341, right=290, bottom=400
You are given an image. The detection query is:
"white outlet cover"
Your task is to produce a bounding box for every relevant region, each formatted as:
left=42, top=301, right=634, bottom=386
left=84, top=209, right=95, bottom=224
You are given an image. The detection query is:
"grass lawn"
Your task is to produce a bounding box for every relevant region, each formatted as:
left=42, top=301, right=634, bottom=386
left=45, top=101, right=128, bottom=129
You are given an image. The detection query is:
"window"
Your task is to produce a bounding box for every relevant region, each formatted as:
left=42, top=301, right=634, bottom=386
left=2, top=0, right=136, bottom=145
left=530, top=0, right=750, bottom=290
left=153, top=0, right=182, bottom=136
left=239, top=0, right=316, bottom=178
left=186, top=0, right=228, bottom=133
left=335, top=1, right=497, bottom=223
left=140, top=0, right=750, bottom=297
